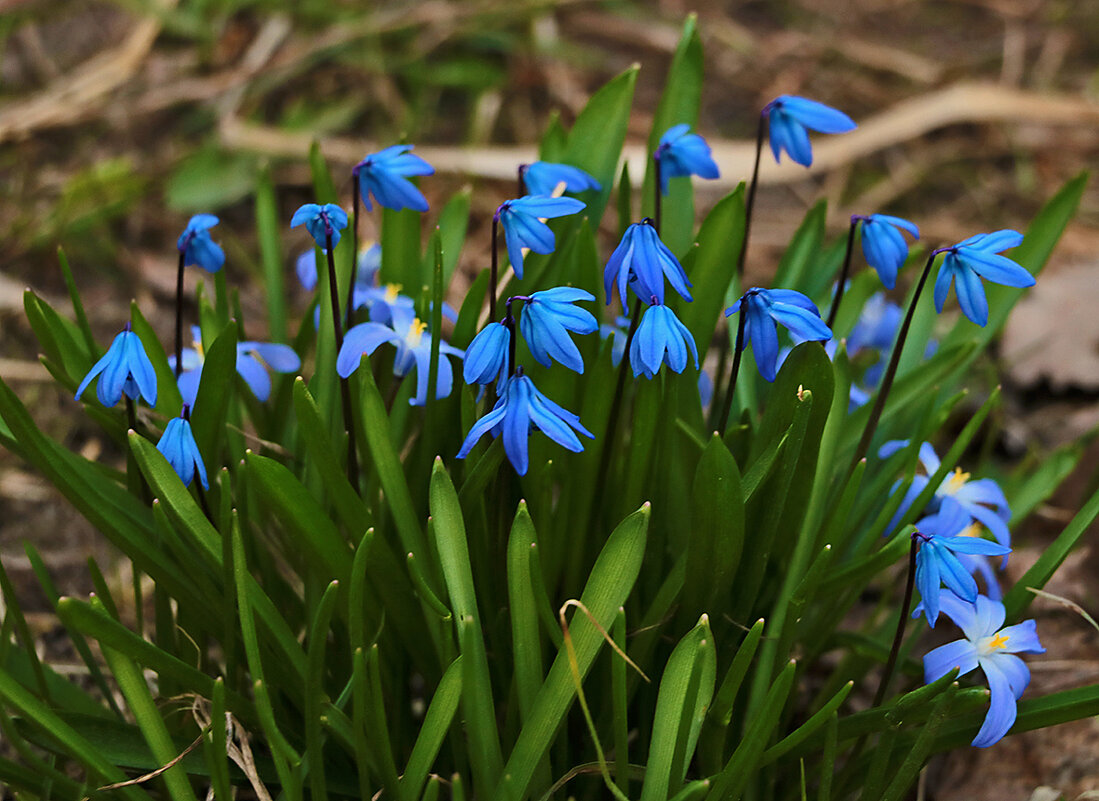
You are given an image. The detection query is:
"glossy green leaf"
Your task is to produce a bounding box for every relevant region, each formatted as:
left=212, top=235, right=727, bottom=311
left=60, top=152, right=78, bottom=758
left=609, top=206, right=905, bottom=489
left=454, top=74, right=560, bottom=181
left=400, top=656, right=463, bottom=801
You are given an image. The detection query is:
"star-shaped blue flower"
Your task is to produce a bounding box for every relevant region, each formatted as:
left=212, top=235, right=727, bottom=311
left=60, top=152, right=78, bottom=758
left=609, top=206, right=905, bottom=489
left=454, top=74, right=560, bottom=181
left=170, top=326, right=301, bottom=406
left=518, top=287, right=598, bottom=374
left=522, top=162, right=601, bottom=196
left=763, top=95, right=856, bottom=167
left=630, top=302, right=698, bottom=379
left=177, top=214, right=225, bottom=273
left=456, top=368, right=593, bottom=475
left=654, top=124, right=720, bottom=194
left=337, top=306, right=463, bottom=406
left=933, top=230, right=1034, bottom=326
left=496, top=196, right=586, bottom=279
left=923, top=593, right=1044, bottom=747
left=913, top=498, right=1011, bottom=627
left=856, top=214, right=920, bottom=289
left=291, top=203, right=349, bottom=248
left=724, top=288, right=832, bottom=381
left=156, top=407, right=208, bottom=490
left=354, top=144, right=434, bottom=213
left=604, top=219, right=692, bottom=307
left=75, top=323, right=158, bottom=408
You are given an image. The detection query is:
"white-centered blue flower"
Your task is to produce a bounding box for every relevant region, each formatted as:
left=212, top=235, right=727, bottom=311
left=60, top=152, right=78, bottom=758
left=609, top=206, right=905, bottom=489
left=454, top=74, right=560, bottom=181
left=170, top=326, right=300, bottom=407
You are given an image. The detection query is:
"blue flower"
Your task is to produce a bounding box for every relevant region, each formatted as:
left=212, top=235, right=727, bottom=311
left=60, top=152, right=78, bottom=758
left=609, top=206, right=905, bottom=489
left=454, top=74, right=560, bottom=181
left=764, top=95, right=856, bottom=167
left=604, top=220, right=692, bottom=307
left=169, top=326, right=301, bottom=406
left=923, top=594, right=1044, bottom=747
left=518, top=287, right=598, bottom=373
left=337, top=306, right=463, bottom=406
left=75, top=323, right=157, bottom=408
left=654, top=124, right=720, bottom=194
left=497, top=196, right=586, bottom=279
left=856, top=214, right=920, bottom=289
left=464, top=322, right=511, bottom=387
left=354, top=144, right=434, bottom=213
left=291, top=203, right=349, bottom=248
left=156, top=408, right=209, bottom=490
left=847, top=293, right=902, bottom=356
left=522, top=162, right=601, bottom=196
left=933, top=230, right=1034, bottom=326
left=599, top=315, right=632, bottom=367
left=725, top=288, right=832, bottom=382
left=913, top=498, right=1011, bottom=627
left=177, top=214, right=225, bottom=273
left=630, top=302, right=698, bottom=379
left=297, top=243, right=381, bottom=293
left=882, top=441, right=1012, bottom=550
left=456, top=368, right=593, bottom=475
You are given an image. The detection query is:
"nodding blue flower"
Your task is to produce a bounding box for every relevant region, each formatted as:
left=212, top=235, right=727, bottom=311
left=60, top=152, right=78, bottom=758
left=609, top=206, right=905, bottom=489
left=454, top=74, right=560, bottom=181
left=496, top=195, right=586, bottom=280
left=456, top=368, right=593, bottom=476
left=630, top=302, right=699, bottom=379
left=297, top=243, right=382, bottom=294
left=464, top=322, right=511, bottom=387
left=933, top=230, right=1033, bottom=327
left=522, top=162, right=601, bottom=196
left=156, top=408, right=208, bottom=490
left=725, top=288, right=832, bottom=382
left=75, top=323, right=157, bottom=408
left=855, top=214, right=920, bottom=289
left=169, top=327, right=301, bottom=406
left=881, top=440, right=1012, bottom=550
left=337, top=306, right=463, bottom=406
left=654, top=124, right=720, bottom=194
left=291, top=203, right=349, bottom=248
left=177, top=214, right=225, bottom=273
left=604, top=220, right=692, bottom=307
left=923, top=593, right=1044, bottom=747
left=518, top=287, right=598, bottom=373
left=763, top=95, right=856, bottom=167
left=913, top=498, right=1011, bottom=627
left=354, top=144, right=434, bottom=213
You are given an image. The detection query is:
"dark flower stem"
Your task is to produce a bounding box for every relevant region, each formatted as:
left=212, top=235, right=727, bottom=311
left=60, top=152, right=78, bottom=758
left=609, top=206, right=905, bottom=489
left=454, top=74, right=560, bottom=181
left=174, top=250, right=185, bottom=379
left=848, top=251, right=938, bottom=476
left=653, top=155, right=663, bottom=235
left=825, top=217, right=861, bottom=329
left=595, top=298, right=643, bottom=491
left=716, top=299, right=749, bottom=434
left=489, top=215, right=500, bottom=325
left=873, top=536, right=919, bottom=707
left=737, top=112, right=767, bottom=279
left=504, top=296, right=528, bottom=378
left=324, top=232, right=359, bottom=488
left=347, top=180, right=360, bottom=330
left=517, top=164, right=527, bottom=199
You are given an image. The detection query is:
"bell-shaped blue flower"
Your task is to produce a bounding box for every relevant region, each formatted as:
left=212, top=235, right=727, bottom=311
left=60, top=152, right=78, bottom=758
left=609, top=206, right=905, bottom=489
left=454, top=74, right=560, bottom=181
left=913, top=498, right=1011, bottom=627
left=354, top=144, right=434, bottom=213
left=630, top=302, right=698, bottom=379
left=156, top=408, right=208, bottom=490
left=177, top=214, right=225, bottom=273
left=522, top=162, right=600, bottom=196
left=725, top=288, right=832, bottom=382
left=764, top=95, right=856, bottom=167
left=456, top=368, right=593, bottom=475
left=933, top=230, right=1034, bottom=327
left=75, top=323, right=157, bottom=408
left=856, top=214, right=920, bottom=289
left=654, top=124, right=720, bottom=194
left=604, top=220, right=692, bottom=307
left=923, top=593, right=1044, bottom=747
left=518, top=287, right=598, bottom=373
left=464, top=322, right=510, bottom=387
left=337, top=306, right=463, bottom=406
left=497, top=196, right=586, bottom=279
left=291, top=203, right=349, bottom=248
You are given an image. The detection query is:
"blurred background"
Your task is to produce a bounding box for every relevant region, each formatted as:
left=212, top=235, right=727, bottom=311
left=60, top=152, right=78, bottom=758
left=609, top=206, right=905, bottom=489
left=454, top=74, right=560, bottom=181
left=2, top=1, right=1098, bottom=796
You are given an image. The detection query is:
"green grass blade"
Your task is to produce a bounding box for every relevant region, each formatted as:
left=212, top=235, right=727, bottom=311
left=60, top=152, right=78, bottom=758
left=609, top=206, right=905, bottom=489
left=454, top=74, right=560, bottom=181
left=256, top=166, right=288, bottom=343
left=400, top=656, right=464, bottom=801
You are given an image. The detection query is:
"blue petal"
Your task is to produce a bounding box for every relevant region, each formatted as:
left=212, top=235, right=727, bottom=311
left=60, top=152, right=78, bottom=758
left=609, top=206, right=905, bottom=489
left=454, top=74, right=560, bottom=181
left=337, top=322, right=401, bottom=378
left=997, top=620, right=1045, bottom=656
left=933, top=259, right=956, bottom=313
left=923, top=638, right=978, bottom=684
left=777, top=95, right=857, bottom=133
left=236, top=353, right=272, bottom=401
left=457, top=400, right=508, bottom=459
left=916, top=546, right=943, bottom=625
left=954, top=264, right=990, bottom=326
left=957, top=248, right=1035, bottom=288
left=972, top=657, right=1017, bottom=747
left=768, top=302, right=832, bottom=343
left=502, top=376, right=533, bottom=475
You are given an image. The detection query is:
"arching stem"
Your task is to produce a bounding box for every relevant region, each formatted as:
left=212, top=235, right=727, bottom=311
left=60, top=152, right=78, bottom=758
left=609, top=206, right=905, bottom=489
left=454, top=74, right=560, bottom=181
left=826, top=217, right=861, bottom=329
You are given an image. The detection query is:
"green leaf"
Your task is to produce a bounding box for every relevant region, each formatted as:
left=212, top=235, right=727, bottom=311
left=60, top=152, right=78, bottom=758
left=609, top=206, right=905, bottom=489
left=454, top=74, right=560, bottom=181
left=508, top=502, right=545, bottom=721
left=167, top=147, right=257, bottom=212
left=773, top=200, right=826, bottom=291
left=399, top=656, right=464, bottom=801
left=190, top=320, right=237, bottom=471
left=256, top=166, right=288, bottom=343
left=497, top=504, right=650, bottom=801
left=699, top=618, right=764, bottom=775
left=429, top=458, right=503, bottom=792
left=640, top=615, right=716, bottom=801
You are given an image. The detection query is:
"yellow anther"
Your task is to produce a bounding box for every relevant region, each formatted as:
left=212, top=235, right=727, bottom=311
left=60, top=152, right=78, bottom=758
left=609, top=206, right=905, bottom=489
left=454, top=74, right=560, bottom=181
left=958, top=523, right=983, bottom=538
left=945, top=467, right=971, bottom=494
left=385, top=283, right=403, bottom=303
left=987, top=632, right=1010, bottom=651
left=406, top=318, right=428, bottom=347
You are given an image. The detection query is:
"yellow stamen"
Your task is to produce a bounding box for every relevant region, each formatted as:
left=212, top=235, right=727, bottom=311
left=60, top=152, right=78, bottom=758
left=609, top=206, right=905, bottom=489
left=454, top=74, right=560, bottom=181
left=987, top=632, right=1010, bottom=651
left=958, top=523, right=983, bottom=538
left=385, top=283, right=403, bottom=303
left=406, top=318, right=428, bottom=348
left=945, top=467, right=971, bottom=494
